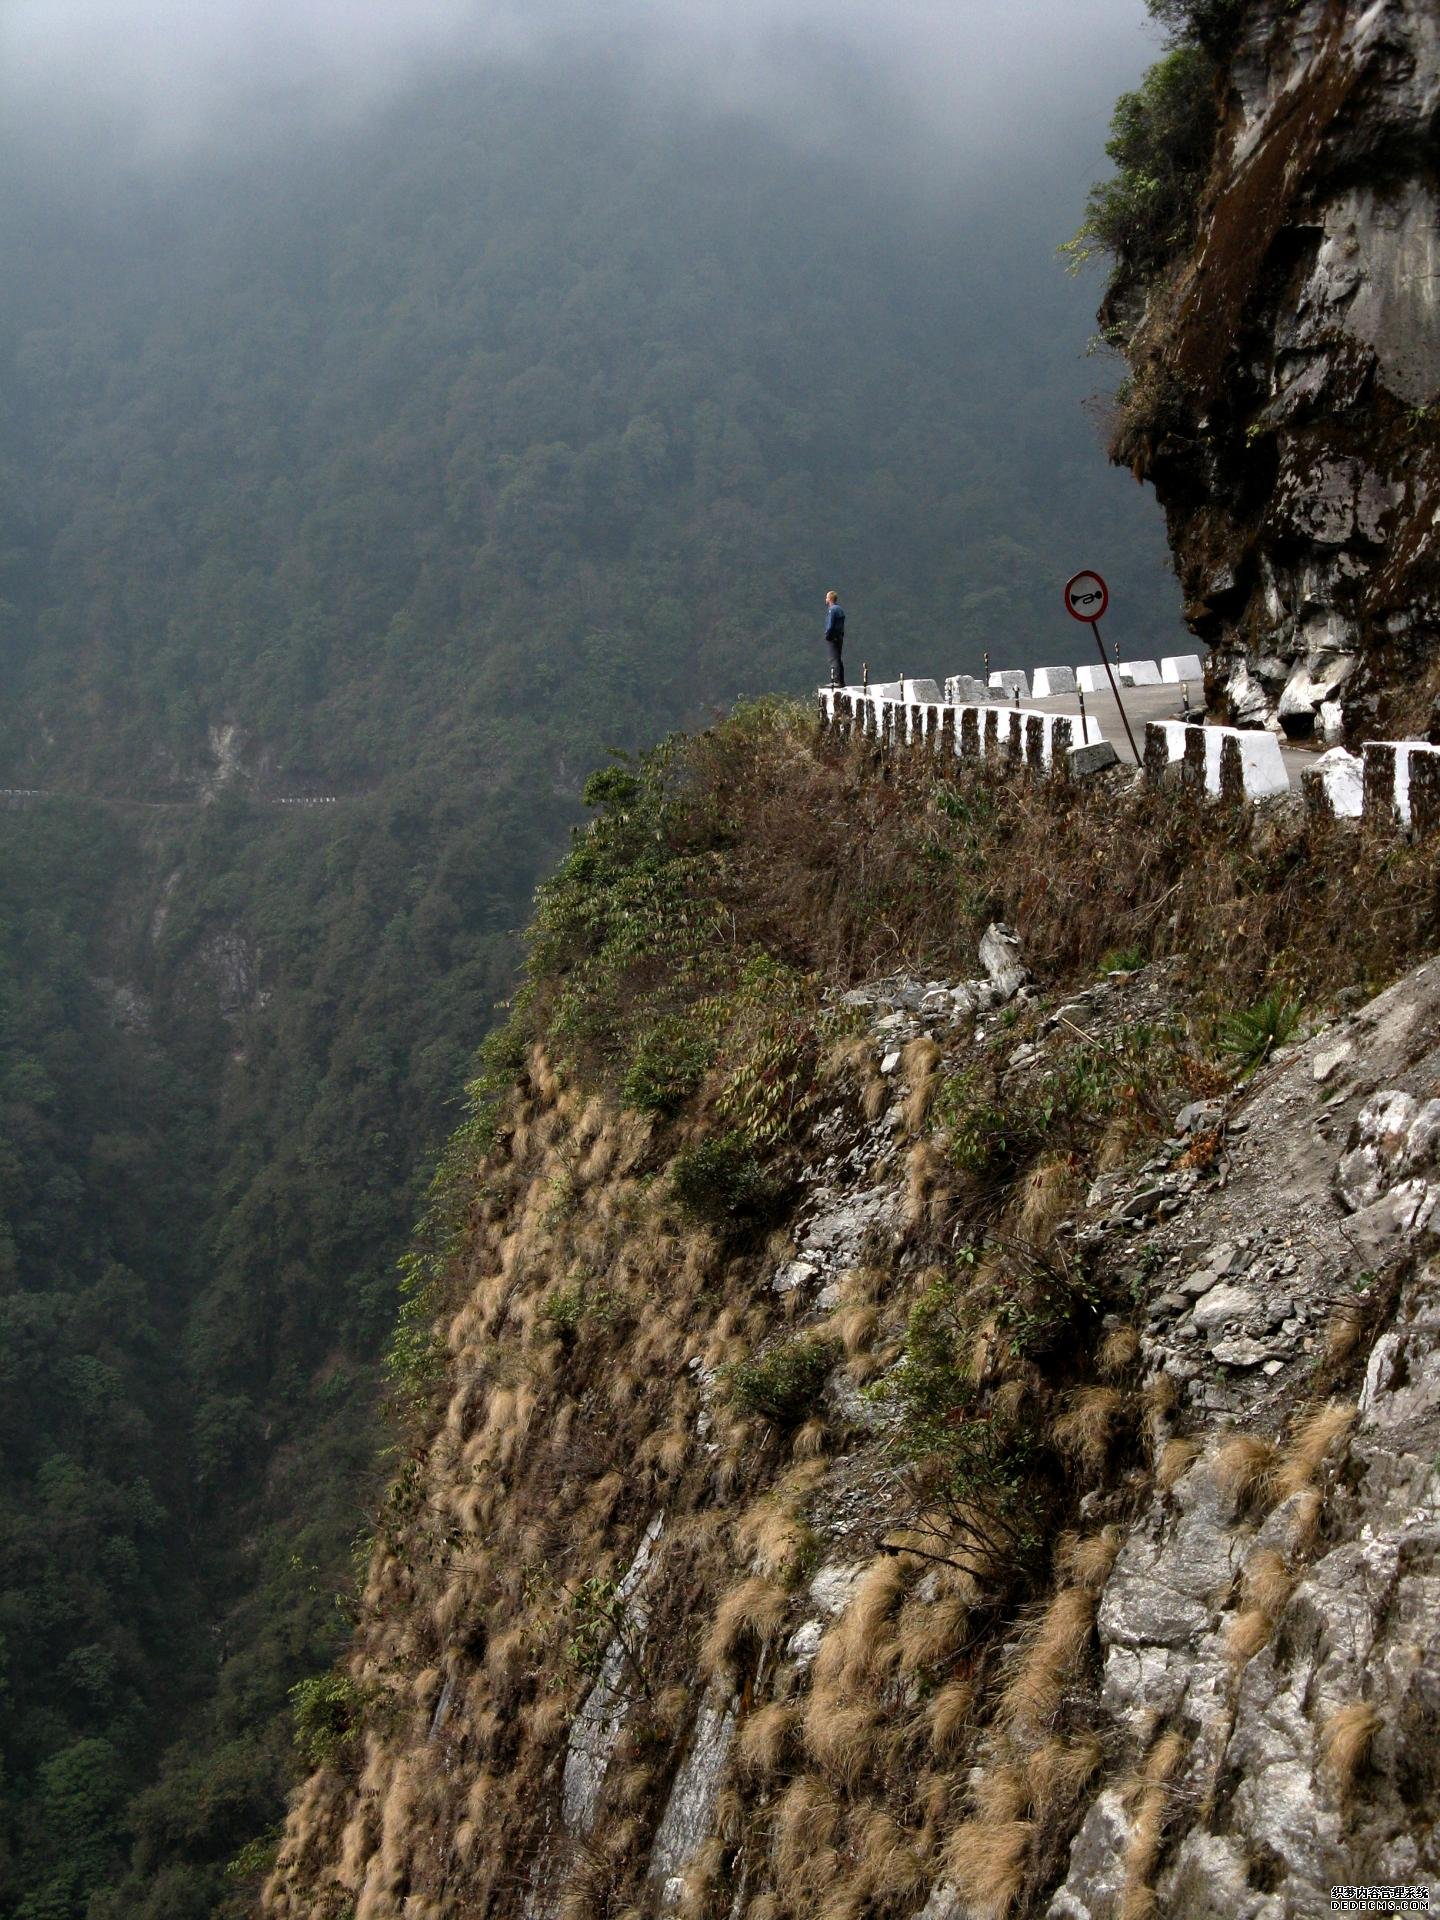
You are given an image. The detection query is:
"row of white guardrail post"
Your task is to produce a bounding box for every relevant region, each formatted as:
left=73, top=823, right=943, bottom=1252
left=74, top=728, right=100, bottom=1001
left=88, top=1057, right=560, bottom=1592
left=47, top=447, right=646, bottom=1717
left=819, top=684, right=1440, bottom=833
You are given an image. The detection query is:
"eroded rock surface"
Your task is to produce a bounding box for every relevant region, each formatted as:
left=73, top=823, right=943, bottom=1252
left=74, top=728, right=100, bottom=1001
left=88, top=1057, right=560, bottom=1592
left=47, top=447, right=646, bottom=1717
left=1114, top=0, right=1440, bottom=742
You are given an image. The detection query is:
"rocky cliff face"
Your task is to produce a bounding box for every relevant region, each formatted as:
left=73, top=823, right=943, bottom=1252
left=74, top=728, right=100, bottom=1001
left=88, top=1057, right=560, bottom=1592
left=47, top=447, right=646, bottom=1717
left=259, top=702, right=1440, bottom=1920
left=263, top=932, right=1440, bottom=1920
left=1112, top=0, right=1440, bottom=743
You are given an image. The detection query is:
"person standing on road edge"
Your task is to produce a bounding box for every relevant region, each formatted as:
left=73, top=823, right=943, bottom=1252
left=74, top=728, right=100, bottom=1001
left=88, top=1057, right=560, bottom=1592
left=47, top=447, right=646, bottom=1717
left=824, top=590, right=846, bottom=687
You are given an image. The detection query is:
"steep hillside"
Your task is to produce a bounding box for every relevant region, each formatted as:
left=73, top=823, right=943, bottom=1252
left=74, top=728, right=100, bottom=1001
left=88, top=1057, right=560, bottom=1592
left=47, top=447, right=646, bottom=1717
left=1086, top=0, right=1440, bottom=741
left=263, top=703, right=1440, bottom=1917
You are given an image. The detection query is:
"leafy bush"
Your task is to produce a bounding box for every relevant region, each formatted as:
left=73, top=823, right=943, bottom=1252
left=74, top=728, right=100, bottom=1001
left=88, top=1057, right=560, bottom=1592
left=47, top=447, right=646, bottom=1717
left=1219, top=991, right=1301, bottom=1076
left=289, top=1673, right=367, bottom=1769
left=669, top=1130, right=793, bottom=1227
left=869, top=1274, right=1041, bottom=1568
left=1098, top=945, right=1147, bottom=974
left=725, top=1337, right=837, bottom=1427
left=932, top=1069, right=1042, bottom=1181
left=541, top=1274, right=616, bottom=1336
left=1063, top=44, right=1217, bottom=284
left=1146, top=0, right=1247, bottom=52
left=622, top=1012, right=719, bottom=1115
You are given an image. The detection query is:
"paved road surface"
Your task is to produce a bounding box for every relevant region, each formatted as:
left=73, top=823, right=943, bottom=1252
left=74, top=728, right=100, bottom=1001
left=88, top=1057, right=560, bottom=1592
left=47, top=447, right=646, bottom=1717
left=1020, top=682, right=1320, bottom=786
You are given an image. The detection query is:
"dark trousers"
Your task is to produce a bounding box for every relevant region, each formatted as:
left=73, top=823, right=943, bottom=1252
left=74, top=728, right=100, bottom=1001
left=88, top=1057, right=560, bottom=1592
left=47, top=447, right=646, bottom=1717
left=826, top=638, right=845, bottom=686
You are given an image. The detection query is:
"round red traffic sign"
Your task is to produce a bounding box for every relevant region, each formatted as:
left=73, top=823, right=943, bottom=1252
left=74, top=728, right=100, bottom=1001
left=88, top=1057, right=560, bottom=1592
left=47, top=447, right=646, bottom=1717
left=1064, top=569, right=1109, bottom=623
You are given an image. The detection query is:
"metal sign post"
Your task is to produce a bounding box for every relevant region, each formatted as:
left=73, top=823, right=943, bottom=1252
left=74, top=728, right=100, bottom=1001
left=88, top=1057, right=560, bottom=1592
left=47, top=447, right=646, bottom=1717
left=1063, top=569, right=1139, bottom=766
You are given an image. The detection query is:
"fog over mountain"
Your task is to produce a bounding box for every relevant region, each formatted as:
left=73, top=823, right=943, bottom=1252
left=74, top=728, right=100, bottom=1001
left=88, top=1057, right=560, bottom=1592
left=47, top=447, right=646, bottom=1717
left=2, top=0, right=1159, bottom=178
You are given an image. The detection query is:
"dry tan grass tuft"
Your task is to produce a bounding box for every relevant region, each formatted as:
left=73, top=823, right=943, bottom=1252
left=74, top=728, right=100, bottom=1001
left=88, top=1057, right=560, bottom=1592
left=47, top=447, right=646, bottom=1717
left=1060, top=1525, right=1123, bottom=1594
left=850, top=1805, right=926, bottom=1898
left=701, top=1577, right=789, bottom=1680
left=927, top=1676, right=976, bottom=1759
left=943, top=1817, right=1032, bottom=1920
left=735, top=1701, right=798, bottom=1780
left=1224, top=1607, right=1274, bottom=1674
left=1026, top=1733, right=1103, bottom=1821
left=1052, top=1387, right=1125, bottom=1476
left=1273, top=1401, right=1356, bottom=1501
left=902, top=1036, right=943, bottom=1135
left=972, top=1763, right=1030, bottom=1824
left=996, top=1586, right=1096, bottom=1736
left=833, top=1303, right=879, bottom=1357
left=676, top=1836, right=726, bottom=1920
left=990, top=1376, right=1030, bottom=1428
left=814, top=1554, right=909, bottom=1685
left=1098, top=1325, right=1142, bottom=1378
left=803, top=1690, right=883, bottom=1789
left=1141, top=1371, right=1179, bottom=1420
left=819, top=1034, right=873, bottom=1085
left=1284, top=1484, right=1324, bottom=1554
left=1320, top=1699, right=1381, bottom=1800
left=1323, top=1301, right=1367, bottom=1369
left=862, top=1074, right=890, bottom=1122
left=792, top=1415, right=830, bottom=1460
left=896, top=1587, right=971, bottom=1673
left=1155, top=1435, right=1201, bottom=1492
left=1118, top=1727, right=1185, bottom=1920
left=736, top=1497, right=810, bottom=1583
left=1016, top=1157, right=1078, bottom=1251
left=1242, top=1546, right=1294, bottom=1622
left=1211, top=1432, right=1279, bottom=1510
left=771, top=1775, right=842, bottom=1906
left=905, top=1139, right=952, bottom=1230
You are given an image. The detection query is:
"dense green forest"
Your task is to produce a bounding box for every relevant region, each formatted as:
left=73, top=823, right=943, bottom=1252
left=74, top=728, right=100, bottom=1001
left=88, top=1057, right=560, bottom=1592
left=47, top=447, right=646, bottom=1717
left=0, top=55, right=1176, bottom=1919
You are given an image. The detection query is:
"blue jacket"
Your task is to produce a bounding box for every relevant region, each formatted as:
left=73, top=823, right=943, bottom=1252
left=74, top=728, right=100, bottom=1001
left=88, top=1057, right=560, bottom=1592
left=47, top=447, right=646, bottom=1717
left=825, top=603, right=845, bottom=639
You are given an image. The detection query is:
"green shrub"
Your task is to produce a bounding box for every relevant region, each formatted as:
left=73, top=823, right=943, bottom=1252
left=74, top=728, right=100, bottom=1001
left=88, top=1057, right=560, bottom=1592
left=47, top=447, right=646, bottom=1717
left=541, top=1275, right=616, bottom=1336
left=868, top=1273, right=1041, bottom=1568
left=225, top=1831, right=282, bottom=1883
left=1062, top=44, right=1217, bottom=284
left=1146, top=0, right=1247, bottom=52
left=289, top=1672, right=367, bottom=1769
left=1219, top=990, right=1301, bottom=1076
left=932, top=1069, right=1041, bottom=1180
left=725, top=1337, right=837, bottom=1427
left=622, top=1012, right=719, bottom=1115
left=1098, top=945, right=1147, bottom=974
left=669, top=1130, right=793, bottom=1227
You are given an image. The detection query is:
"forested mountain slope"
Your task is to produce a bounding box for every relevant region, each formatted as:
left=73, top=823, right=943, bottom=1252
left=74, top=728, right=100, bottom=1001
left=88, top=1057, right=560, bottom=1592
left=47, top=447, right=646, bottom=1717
left=0, top=69, right=1174, bottom=797
left=0, top=56, right=1176, bottom=1920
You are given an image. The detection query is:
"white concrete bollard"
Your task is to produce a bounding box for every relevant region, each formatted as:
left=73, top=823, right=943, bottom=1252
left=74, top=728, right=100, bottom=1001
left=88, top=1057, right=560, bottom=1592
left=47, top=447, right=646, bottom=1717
left=1362, top=740, right=1440, bottom=831
left=988, top=670, right=1030, bottom=700
left=1160, top=654, right=1204, bottom=684
left=1075, top=664, right=1110, bottom=694
left=1142, top=720, right=1191, bottom=778
left=1031, top=665, right=1078, bottom=697
left=1143, top=721, right=1288, bottom=799
left=1304, top=746, right=1364, bottom=819
left=1224, top=728, right=1289, bottom=799
left=1117, top=660, right=1162, bottom=687
left=901, top=677, right=944, bottom=703
left=944, top=673, right=991, bottom=703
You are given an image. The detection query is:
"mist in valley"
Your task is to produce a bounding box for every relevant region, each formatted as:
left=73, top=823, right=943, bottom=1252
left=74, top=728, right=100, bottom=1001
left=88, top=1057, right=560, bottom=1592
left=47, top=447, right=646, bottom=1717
left=0, top=6, right=1187, bottom=1915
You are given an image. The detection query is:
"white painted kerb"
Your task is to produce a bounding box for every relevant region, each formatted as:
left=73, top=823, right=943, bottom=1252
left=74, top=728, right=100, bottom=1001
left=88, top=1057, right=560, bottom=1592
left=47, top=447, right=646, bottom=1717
left=1161, top=654, right=1204, bottom=683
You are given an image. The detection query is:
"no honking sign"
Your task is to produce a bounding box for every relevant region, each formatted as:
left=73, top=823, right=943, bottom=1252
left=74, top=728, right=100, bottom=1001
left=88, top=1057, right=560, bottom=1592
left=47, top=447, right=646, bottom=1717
left=1064, top=569, right=1109, bottom=623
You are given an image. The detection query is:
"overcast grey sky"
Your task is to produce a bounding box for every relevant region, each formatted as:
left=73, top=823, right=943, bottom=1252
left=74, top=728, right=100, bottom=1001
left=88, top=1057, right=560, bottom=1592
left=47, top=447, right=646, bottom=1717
left=0, top=0, right=1163, bottom=174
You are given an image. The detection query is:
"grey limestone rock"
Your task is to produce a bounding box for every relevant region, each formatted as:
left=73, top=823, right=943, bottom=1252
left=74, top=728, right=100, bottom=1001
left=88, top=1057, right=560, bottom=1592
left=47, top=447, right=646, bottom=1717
left=977, top=921, right=1029, bottom=1000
